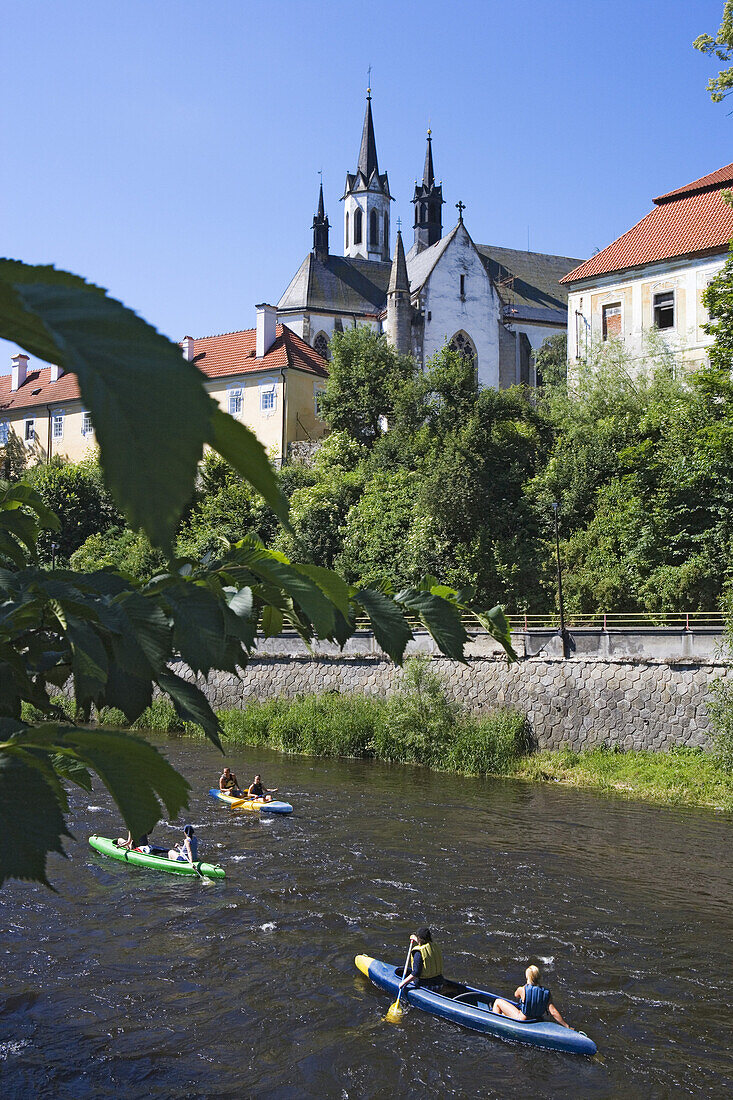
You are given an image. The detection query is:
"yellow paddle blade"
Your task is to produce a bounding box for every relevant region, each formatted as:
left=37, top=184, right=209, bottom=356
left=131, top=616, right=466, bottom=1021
left=384, top=999, right=405, bottom=1023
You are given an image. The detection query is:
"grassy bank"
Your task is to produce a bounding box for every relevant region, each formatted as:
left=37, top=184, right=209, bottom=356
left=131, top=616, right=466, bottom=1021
left=31, top=661, right=732, bottom=812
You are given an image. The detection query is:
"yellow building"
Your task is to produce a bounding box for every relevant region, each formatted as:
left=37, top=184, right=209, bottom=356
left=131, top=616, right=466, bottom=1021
left=1, top=304, right=329, bottom=468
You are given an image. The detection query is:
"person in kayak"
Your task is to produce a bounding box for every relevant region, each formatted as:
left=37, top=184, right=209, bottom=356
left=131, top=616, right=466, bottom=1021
left=247, top=774, right=278, bottom=802
left=168, top=824, right=198, bottom=864
left=219, top=767, right=243, bottom=796
left=397, top=927, right=444, bottom=993
left=116, top=830, right=152, bottom=853
left=491, top=964, right=570, bottom=1026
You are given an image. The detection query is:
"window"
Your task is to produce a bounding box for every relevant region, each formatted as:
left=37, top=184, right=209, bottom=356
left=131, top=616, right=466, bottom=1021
left=354, top=208, right=363, bottom=245
left=314, top=387, right=325, bottom=417
left=370, top=209, right=378, bottom=247
left=602, top=303, right=622, bottom=340
left=0, top=421, right=8, bottom=445
left=24, top=419, right=35, bottom=442
left=460, top=274, right=466, bottom=299
left=52, top=412, right=64, bottom=440
left=653, top=290, right=674, bottom=329
left=313, top=332, right=330, bottom=361
left=259, top=379, right=277, bottom=414
left=345, top=211, right=349, bottom=249
left=449, top=331, right=477, bottom=364
left=82, top=411, right=93, bottom=436
left=384, top=212, right=389, bottom=248
left=228, top=388, right=243, bottom=416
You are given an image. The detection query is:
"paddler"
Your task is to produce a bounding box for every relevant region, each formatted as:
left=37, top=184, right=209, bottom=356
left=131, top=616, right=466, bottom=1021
left=116, top=829, right=152, bottom=853
left=168, top=824, right=198, bottom=864
left=219, top=766, right=243, bottom=796
left=398, top=927, right=444, bottom=993
left=247, top=774, right=278, bottom=802
left=492, top=964, right=570, bottom=1027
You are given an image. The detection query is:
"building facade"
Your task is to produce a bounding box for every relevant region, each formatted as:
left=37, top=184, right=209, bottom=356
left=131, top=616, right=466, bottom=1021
left=562, top=162, right=733, bottom=370
left=277, top=93, right=581, bottom=387
left=0, top=306, right=329, bottom=470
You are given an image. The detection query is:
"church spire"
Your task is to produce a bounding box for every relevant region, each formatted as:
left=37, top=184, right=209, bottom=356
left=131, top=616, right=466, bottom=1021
left=412, top=127, right=444, bottom=255
left=385, top=227, right=411, bottom=355
left=312, top=177, right=329, bottom=261
left=357, top=88, right=379, bottom=180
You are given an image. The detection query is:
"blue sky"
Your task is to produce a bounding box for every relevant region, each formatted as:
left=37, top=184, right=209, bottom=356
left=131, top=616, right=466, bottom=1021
left=1, top=0, right=730, bottom=369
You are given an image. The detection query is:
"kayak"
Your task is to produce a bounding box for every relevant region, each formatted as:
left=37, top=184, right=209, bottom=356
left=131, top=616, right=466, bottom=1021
left=208, top=788, right=293, bottom=814
left=88, top=835, right=226, bottom=880
left=355, top=955, right=597, bottom=1056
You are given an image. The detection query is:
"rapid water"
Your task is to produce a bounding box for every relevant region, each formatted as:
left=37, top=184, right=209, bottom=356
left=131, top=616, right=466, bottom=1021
left=1, top=737, right=731, bottom=1098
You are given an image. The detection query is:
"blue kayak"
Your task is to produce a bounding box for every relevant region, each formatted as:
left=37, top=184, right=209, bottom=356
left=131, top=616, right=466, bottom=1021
left=355, top=954, right=597, bottom=1057
left=208, top=788, right=293, bottom=814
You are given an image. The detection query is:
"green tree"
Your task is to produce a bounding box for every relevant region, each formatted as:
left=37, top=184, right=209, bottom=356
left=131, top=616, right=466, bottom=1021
left=25, top=456, right=122, bottom=565
left=319, top=326, right=418, bottom=446
left=694, top=0, right=733, bottom=101
left=535, top=333, right=567, bottom=387
left=70, top=526, right=167, bottom=580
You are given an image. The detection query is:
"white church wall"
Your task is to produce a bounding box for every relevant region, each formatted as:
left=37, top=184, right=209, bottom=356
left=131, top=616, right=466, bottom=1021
left=420, top=227, right=501, bottom=388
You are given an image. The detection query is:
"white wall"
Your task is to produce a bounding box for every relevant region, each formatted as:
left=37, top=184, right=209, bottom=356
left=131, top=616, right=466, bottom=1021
left=421, top=224, right=502, bottom=388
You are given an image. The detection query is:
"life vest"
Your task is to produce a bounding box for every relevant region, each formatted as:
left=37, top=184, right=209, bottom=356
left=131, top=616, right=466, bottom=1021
left=522, top=983, right=550, bottom=1020
left=222, top=775, right=236, bottom=790
left=415, top=941, right=443, bottom=981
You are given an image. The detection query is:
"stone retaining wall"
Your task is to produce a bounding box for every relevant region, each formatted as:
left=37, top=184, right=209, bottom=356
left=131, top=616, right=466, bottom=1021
left=179, top=633, right=732, bottom=752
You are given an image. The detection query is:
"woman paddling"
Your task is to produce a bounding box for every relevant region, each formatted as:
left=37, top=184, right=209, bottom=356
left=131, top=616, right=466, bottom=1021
left=397, top=927, right=444, bottom=993
left=492, top=964, right=570, bottom=1027
left=168, top=824, right=198, bottom=864
left=247, top=774, right=278, bottom=802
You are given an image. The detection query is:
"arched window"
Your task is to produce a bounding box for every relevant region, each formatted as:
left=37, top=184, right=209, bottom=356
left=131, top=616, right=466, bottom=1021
left=384, top=212, right=389, bottom=249
left=345, top=211, right=349, bottom=249
left=449, top=331, right=477, bottom=366
left=313, top=331, right=330, bottom=361
left=370, top=209, right=378, bottom=247
left=354, top=208, right=363, bottom=245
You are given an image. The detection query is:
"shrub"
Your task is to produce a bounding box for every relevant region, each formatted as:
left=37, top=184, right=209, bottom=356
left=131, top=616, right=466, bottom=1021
left=450, top=710, right=530, bottom=775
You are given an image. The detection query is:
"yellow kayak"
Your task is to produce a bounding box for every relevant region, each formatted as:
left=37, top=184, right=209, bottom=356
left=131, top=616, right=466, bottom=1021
left=208, top=788, right=293, bottom=814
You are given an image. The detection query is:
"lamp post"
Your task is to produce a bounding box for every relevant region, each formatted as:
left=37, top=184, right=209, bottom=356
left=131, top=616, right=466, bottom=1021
left=552, top=502, right=569, bottom=658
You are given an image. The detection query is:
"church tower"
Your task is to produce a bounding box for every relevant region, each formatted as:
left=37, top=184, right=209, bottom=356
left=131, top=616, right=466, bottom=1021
left=384, top=228, right=411, bottom=355
left=412, top=129, right=444, bottom=254
left=312, top=180, right=329, bottom=261
left=342, top=90, right=393, bottom=262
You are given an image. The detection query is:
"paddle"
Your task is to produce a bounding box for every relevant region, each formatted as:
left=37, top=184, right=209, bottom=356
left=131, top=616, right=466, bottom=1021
left=385, top=939, right=414, bottom=1022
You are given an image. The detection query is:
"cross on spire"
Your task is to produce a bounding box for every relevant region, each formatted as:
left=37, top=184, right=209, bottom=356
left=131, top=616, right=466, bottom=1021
left=397, top=216, right=402, bottom=232
left=367, top=64, right=372, bottom=98
left=456, top=200, right=465, bottom=221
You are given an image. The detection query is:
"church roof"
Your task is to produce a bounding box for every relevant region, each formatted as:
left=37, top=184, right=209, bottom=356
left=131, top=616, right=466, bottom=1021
left=561, top=161, right=733, bottom=284
left=277, top=252, right=391, bottom=314
left=405, top=222, right=461, bottom=290
left=0, top=365, right=82, bottom=412
left=477, top=244, right=582, bottom=322
left=388, top=230, right=410, bottom=294
left=183, top=325, right=328, bottom=379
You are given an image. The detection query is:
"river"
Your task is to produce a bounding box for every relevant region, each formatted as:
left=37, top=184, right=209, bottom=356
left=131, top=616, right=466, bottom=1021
left=1, top=737, right=731, bottom=1098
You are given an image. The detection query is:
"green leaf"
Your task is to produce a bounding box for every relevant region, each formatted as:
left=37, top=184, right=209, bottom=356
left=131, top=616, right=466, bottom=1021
left=355, top=588, right=413, bottom=664
left=394, top=588, right=468, bottom=662
left=470, top=604, right=518, bottom=661
left=0, top=752, right=71, bottom=887
left=261, top=604, right=284, bottom=637
left=209, top=406, right=291, bottom=529
left=161, top=582, right=232, bottom=675
left=157, top=671, right=222, bottom=747
left=294, top=564, right=353, bottom=621
left=0, top=260, right=213, bottom=551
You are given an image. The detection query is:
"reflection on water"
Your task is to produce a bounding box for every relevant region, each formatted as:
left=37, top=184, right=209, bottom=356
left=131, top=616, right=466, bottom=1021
left=1, top=738, right=732, bottom=1098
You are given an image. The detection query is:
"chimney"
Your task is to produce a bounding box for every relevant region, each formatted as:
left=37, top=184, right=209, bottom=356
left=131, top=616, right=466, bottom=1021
left=50, top=363, right=63, bottom=382
left=255, top=304, right=277, bottom=359
left=10, top=354, right=29, bottom=391
left=181, top=335, right=195, bottom=361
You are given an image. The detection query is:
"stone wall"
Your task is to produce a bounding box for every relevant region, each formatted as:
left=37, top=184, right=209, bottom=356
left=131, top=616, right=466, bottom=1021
left=179, top=630, right=731, bottom=752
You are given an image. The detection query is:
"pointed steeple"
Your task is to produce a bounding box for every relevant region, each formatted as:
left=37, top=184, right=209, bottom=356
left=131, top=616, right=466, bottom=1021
left=357, top=90, right=379, bottom=180
left=423, top=129, right=435, bottom=189
left=412, top=127, right=444, bottom=255
left=312, top=178, right=329, bottom=260
left=388, top=227, right=409, bottom=294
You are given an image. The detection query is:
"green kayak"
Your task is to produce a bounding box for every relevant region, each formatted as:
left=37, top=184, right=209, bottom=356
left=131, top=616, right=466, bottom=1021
left=88, top=835, right=226, bottom=880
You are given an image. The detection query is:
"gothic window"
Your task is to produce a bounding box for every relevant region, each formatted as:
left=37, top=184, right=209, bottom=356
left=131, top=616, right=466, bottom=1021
left=345, top=212, right=349, bottom=249
left=354, top=208, right=363, bottom=244
left=449, top=331, right=477, bottom=365
left=370, top=209, right=378, bottom=247
left=313, top=331, right=330, bottom=361
left=384, top=212, right=389, bottom=248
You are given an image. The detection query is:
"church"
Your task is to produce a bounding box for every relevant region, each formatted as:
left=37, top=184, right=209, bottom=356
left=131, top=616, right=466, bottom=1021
left=277, top=92, right=581, bottom=389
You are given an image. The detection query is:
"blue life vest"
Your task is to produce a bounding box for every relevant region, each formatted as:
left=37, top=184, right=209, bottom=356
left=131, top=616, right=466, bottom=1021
left=188, top=835, right=199, bottom=860
left=522, top=984, right=550, bottom=1020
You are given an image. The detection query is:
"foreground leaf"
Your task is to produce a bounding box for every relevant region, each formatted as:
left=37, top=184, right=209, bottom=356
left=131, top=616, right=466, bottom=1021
left=0, top=753, right=71, bottom=887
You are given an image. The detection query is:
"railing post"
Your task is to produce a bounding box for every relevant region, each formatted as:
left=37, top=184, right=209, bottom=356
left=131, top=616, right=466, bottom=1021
left=603, top=613, right=607, bottom=632
left=685, top=612, right=690, bottom=632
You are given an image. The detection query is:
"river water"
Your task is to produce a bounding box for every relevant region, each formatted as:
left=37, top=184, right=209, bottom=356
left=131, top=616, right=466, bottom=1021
left=1, top=737, right=731, bottom=1098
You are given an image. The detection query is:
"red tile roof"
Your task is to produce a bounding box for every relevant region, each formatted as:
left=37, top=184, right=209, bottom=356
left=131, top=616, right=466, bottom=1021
left=0, top=324, right=328, bottom=414
left=187, top=324, right=328, bottom=380
left=0, top=368, right=82, bottom=412
left=562, top=162, right=733, bottom=284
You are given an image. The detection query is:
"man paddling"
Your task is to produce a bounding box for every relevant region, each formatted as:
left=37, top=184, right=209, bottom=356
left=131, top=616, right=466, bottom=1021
left=398, top=927, right=444, bottom=993
left=247, top=774, right=278, bottom=802
left=219, top=767, right=243, bottom=797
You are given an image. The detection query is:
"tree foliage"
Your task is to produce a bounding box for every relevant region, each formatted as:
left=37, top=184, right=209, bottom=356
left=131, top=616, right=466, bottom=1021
left=694, top=0, right=733, bottom=102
